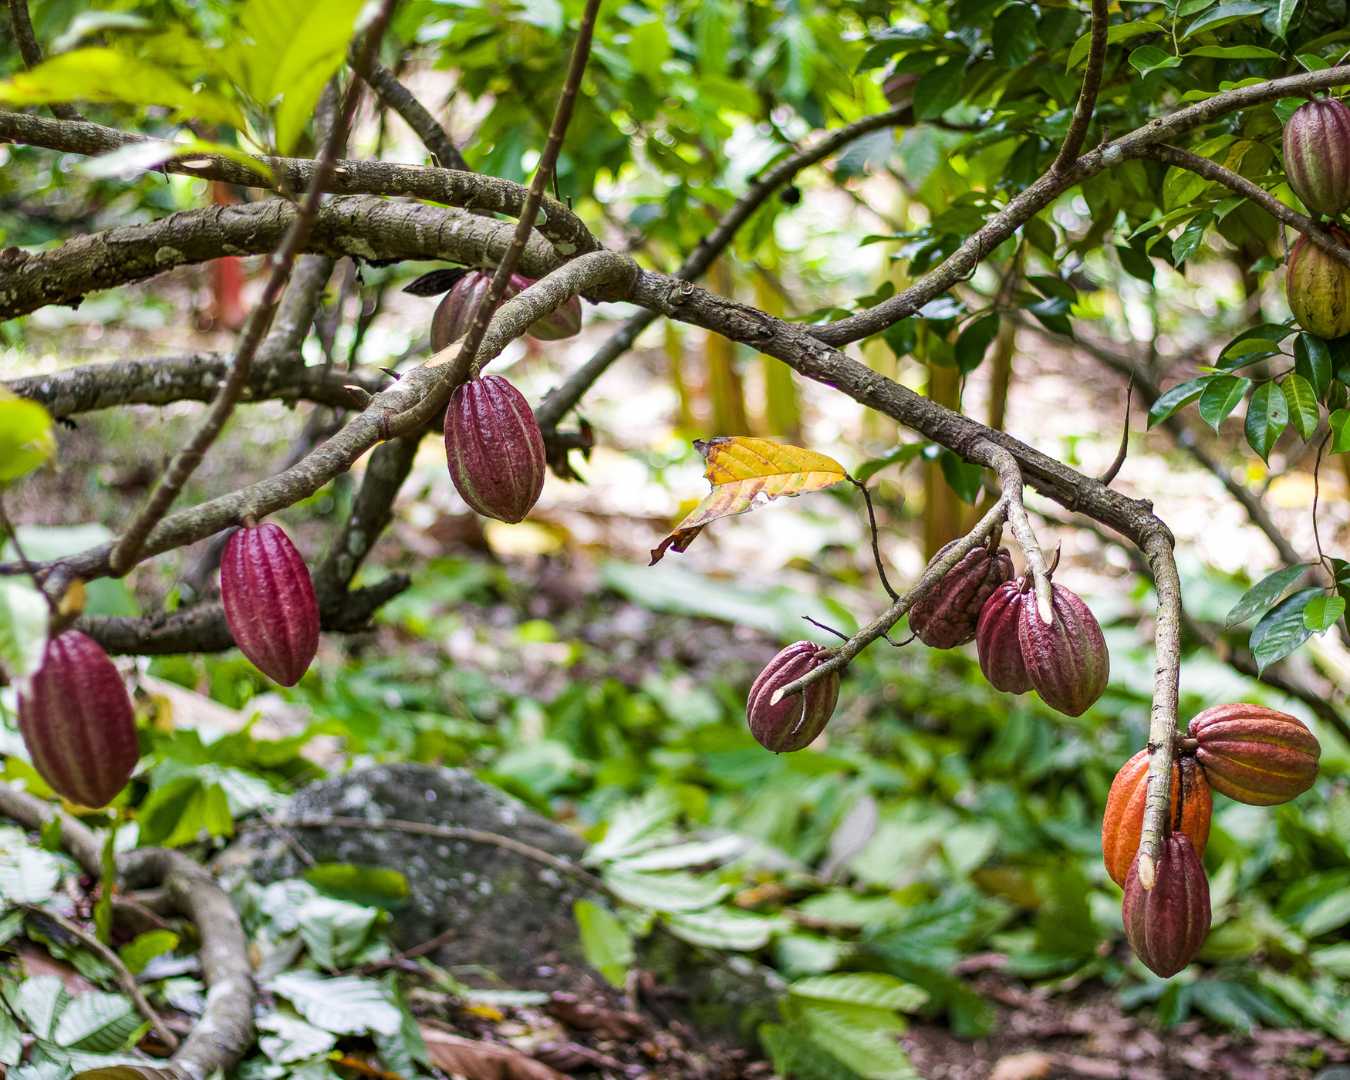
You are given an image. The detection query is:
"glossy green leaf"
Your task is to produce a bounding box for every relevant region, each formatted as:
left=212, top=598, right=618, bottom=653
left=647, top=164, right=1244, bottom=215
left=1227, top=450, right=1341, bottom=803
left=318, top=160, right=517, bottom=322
left=575, top=900, right=635, bottom=986
left=0, top=394, right=56, bottom=484
left=1244, top=381, right=1288, bottom=461
left=1197, top=375, right=1251, bottom=430
left=1226, top=564, right=1308, bottom=628
left=1281, top=372, right=1320, bottom=440
left=1295, top=334, right=1332, bottom=399
left=1303, top=594, right=1345, bottom=632
left=1147, top=377, right=1208, bottom=427
left=1250, top=587, right=1321, bottom=671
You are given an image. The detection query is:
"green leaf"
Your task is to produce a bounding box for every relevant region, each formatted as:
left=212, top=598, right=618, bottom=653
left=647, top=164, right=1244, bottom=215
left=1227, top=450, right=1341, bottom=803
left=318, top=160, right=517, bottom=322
left=303, top=864, right=409, bottom=909
left=1147, top=377, right=1208, bottom=427
left=1129, top=45, right=1182, bottom=76
left=1197, top=375, right=1251, bottom=430
left=257, top=1011, right=339, bottom=1065
left=617, top=834, right=748, bottom=871
left=268, top=973, right=403, bottom=1037
left=603, top=867, right=729, bottom=912
left=1226, top=564, right=1308, bottom=628
left=913, top=61, right=964, bottom=121
left=1182, top=1, right=1268, bottom=39
left=992, top=5, right=1038, bottom=69
left=761, top=1022, right=863, bottom=1080
left=953, top=314, right=1000, bottom=374
left=1250, top=587, right=1322, bottom=671
left=1276, top=870, right=1350, bottom=936
left=574, top=900, right=635, bottom=987
left=0, top=998, right=19, bottom=1067
left=0, top=579, right=49, bottom=681
left=793, top=999, right=918, bottom=1080
left=664, top=908, right=786, bottom=950
left=1172, top=214, right=1211, bottom=265
left=0, top=847, right=63, bottom=903
left=136, top=777, right=233, bottom=848
left=1244, top=381, right=1288, bottom=461
left=853, top=443, right=926, bottom=484
left=117, top=931, right=179, bottom=976
left=296, top=896, right=380, bottom=970
left=1295, top=334, right=1332, bottom=399
left=1067, top=20, right=1162, bottom=69
left=0, top=48, right=242, bottom=127
left=1185, top=45, right=1281, bottom=59
left=939, top=450, right=983, bottom=505
left=6, top=976, right=69, bottom=1040
left=0, top=394, right=56, bottom=484
left=1277, top=0, right=1301, bottom=36
left=584, top=789, right=680, bottom=865
left=1281, top=372, right=1320, bottom=440
left=1303, top=593, right=1345, bottom=632
left=790, top=974, right=929, bottom=1014
left=52, top=992, right=139, bottom=1052
left=1331, top=408, right=1350, bottom=453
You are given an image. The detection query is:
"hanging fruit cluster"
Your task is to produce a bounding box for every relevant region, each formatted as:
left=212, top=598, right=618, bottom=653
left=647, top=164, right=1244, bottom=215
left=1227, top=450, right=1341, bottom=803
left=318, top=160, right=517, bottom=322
left=1102, top=704, right=1320, bottom=977
left=1283, top=98, right=1350, bottom=340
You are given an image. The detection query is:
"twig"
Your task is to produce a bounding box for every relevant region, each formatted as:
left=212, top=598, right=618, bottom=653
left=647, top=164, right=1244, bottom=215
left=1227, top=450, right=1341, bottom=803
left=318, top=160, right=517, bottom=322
left=769, top=496, right=1010, bottom=705
left=1052, top=0, right=1108, bottom=173
left=850, top=478, right=899, bottom=601
left=106, top=3, right=400, bottom=575
left=970, top=443, right=1053, bottom=624
left=1097, top=377, right=1133, bottom=486
left=19, top=904, right=180, bottom=1051
left=5, top=0, right=81, bottom=120
left=361, top=61, right=467, bottom=171
left=1312, top=430, right=1333, bottom=579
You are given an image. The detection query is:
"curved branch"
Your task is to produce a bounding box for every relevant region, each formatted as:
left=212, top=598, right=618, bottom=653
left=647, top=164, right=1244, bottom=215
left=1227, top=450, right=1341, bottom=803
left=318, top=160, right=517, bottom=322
left=813, top=64, right=1350, bottom=346
left=1052, top=0, right=1109, bottom=173
left=0, top=110, right=596, bottom=256
left=970, top=443, right=1053, bottom=623
left=361, top=61, right=467, bottom=171
left=5, top=0, right=80, bottom=121
left=535, top=100, right=916, bottom=432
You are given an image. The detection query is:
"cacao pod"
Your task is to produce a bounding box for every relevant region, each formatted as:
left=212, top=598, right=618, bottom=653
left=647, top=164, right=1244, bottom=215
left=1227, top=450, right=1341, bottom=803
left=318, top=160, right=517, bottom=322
left=430, top=271, right=581, bottom=350
left=1286, top=229, right=1350, bottom=341
left=1121, top=833, right=1211, bottom=978
left=1017, top=583, right=1110, bottom=717
left=444, top=374, right=547, bottom=523
left=1188, top=703, right=1320, bottom=805
left=1102, top=749, right=1211, bottom=888
left=882, top=71, right=918, bottom=108
left=746, top=641, right=839, bottom=752
left=1283, top=97, right=1350, bottom=217
left=220, top=522, right=320, bottom=686
left=909, top=541, right=1015, bottom=649
left=975, top=579, right=1033, bottom=694
left=18, top=630, right=138, bottom=807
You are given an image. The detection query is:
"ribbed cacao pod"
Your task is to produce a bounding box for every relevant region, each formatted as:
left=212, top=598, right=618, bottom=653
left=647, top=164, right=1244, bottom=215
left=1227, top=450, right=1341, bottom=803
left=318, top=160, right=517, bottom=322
left=910, top=542, right=1015, bottom=649
left=430, top=271, right=582, bottom=350
left=1121, top=833, right=1211, bottom=978
left=18, top=631, right=138, bottom=807
left=1187, top=703, right=1320, bottom=805
left=1283, top=98, right=1350, bottom=217
left=1017, top=583, right=1109, bottom=717
left=1286, top=229, right=1350, bottom=341
left=975, top=580, right=1033, bottom=694
left=444, top=374, right=546, bottom=523
left=220, top=522, right=320, bottom=686
left=746, top=641, right=839, bottom=752
left=1102, top=749, right=1212, bottom=888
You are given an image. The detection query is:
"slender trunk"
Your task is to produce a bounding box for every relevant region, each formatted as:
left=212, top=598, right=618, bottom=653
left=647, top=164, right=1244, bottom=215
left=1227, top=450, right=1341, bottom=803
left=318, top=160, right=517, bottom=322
left=706, top=261, right=750, bottom=434
left=754, top=271, right=800, bottom=438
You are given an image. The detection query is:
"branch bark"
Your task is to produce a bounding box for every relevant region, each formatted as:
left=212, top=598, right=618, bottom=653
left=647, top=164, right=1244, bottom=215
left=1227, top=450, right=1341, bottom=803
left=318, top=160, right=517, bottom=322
left=1052, top=0, right=1108, bottom=173
left=5, top=0, right=81, bottom=120
left=361, top=61, right=467, bottom=171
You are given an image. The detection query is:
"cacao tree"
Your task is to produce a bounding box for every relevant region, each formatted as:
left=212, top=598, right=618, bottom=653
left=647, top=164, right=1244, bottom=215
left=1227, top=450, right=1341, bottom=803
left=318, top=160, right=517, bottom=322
left=0, top=0, right=1348, bottom=1074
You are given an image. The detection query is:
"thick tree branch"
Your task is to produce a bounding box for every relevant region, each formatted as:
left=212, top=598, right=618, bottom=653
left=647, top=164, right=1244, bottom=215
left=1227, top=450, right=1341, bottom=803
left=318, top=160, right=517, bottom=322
left=535, top=100, right=916, bottom=433
left=0, top=110, right=595, bottom=256
left=1052, top=0, right=1108, bottom=173
left=257, top=255, right=336, bottom=368
left=361, top=61, right=467, bottom=171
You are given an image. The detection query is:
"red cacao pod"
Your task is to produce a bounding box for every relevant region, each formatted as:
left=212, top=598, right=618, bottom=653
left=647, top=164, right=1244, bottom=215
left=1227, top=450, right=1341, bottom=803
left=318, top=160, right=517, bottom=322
left=746, top=641, right=839, bottom=752
left=975, top=579, right=1033, bottom=694
left=1017, top=583, right=1109, bottom=717
left=1187, top=703, right=1320, bottom=805
left=18, top=631, right=138, bottom=807
left=220, top=522, right=320, bottom=686
left=1286, top=229, right=1350, bottom=341
left=1283, top=98, right=1350, bottom=217
left=909, top=542, right=1015, bottom=649
left=444, top=374, right=546, bottom=523
left=1102, top=749, right=1211, bottom=888
left=430, top=271, right=581, bottom=350
left=1121, top=833, right=1211, bottom=978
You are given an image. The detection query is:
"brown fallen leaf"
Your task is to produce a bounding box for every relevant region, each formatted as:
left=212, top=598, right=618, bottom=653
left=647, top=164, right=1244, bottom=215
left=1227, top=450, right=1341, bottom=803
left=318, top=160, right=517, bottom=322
left=547, top=992, right=647, bottom=1040
left=420, top=1025, right=566, bottom=1080
left=989, top=1051, right=1055, bottom=1080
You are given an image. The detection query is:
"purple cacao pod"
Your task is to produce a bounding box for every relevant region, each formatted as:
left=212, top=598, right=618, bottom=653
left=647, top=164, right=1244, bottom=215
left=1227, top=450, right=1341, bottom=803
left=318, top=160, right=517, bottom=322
left=1286, top=230, right=1350, bottom=341
left=1017, top=583, right=1109, bottom=717
left=1283, top=97, right=1350, bottom=217
left=975, top=580, right=1033, bottom=694
left=746, top=641, right=839, bottom=752
left=909, top=541, right=1015, bottom=649
left=1121, top=834, right=1211, bottom=978
left=1188, top=703, right=1320, bottom=805
left=220, top=522, right=320, bottom=686
left=430, top=271, right=581, bottom=350
left=18, top=630, right=138, bottom=807
left=444, top=374, right=546, bottom=523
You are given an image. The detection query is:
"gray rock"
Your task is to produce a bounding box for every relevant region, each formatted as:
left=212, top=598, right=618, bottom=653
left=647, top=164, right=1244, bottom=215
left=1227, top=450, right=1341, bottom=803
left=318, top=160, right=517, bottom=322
left=222, top=763, right=781, bottom=1045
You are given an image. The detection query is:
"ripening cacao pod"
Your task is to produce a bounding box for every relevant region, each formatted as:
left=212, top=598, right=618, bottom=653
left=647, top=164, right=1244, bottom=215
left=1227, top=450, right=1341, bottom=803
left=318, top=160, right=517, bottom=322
left=1102, top=749, right=1212, bottom=888
left=975, top=579, right=1033, bottom=694
left=1286, top=229, right=1350, bottom=341
left=1283, top=98, right=1350, bottom=217
left=746, top=641, right=840, bottom=752
left=1121, top=833, right=1211, bottom=978
left=18, top=631, right=138, bottom=807
left=910, top=541, right=1015, bottom=649
left=1188, top=703, right=1320, bottom=805
left=220, top=522, right=320, bottom=686
left=444, top=374, right=546, bottom=523
left=1017, top=583, right=1110, bottom=717
left=882, top=71, right=918, bottom=108
left=430, top=271, right=581, bottom=350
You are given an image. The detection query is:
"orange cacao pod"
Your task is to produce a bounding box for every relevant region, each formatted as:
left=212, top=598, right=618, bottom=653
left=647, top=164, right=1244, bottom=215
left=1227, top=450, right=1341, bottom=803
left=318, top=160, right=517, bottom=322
left=1187, top=703, right=1320, bottom=805
left=1102, top=749, right=1211, bottom=888
left=1121, top=833, right=1211, bottom=978
left=18, top=631, right=138, bottom=807
left=221, top=522, right=320, bottom=686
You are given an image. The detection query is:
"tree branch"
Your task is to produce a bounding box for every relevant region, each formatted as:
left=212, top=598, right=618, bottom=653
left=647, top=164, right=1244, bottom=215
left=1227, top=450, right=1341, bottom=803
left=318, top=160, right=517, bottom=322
left=1052, top=0, right=1108, bottom=173
left=5, top=0, right=80, bottom=120
left=361, top=61, right=467, bottom=171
